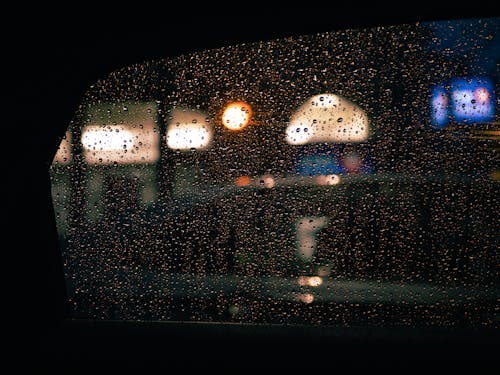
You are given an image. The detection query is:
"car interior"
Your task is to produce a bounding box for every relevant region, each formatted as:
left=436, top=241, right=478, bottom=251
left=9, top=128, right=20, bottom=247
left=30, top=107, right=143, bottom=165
left=13, top=7, right=498, bottom=373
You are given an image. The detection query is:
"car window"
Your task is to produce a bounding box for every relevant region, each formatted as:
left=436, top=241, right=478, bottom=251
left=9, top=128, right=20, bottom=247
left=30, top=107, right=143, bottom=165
left=50, top=17, right=499, bottom=326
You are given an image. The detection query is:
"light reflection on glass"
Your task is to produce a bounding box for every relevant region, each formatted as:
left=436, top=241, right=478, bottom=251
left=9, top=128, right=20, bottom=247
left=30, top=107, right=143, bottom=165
left=286, top=93, right=369, bottom=145
left=82, top=126, right=135, bottom=151
left=259, top=174, right=275, bottom=188
left=166, top=109, right=213, bottom=150
left=82, top=103, right=159, bottom=165
left=316, top=174, right=341, bottom=186
left=221, top=101, right=252, bottom=130
left=235, top=175, right=252, bottom=187
left=450, top=77, right=495, bottom=122
left=296, top=293, right=315, bottom=304
left=296, top=216, right=329, bottom=261
left=308, top=276, right=323, bottom=287
left=431, top=85, right=449, bottom=128
left=298, top=276, right=323, bottom=287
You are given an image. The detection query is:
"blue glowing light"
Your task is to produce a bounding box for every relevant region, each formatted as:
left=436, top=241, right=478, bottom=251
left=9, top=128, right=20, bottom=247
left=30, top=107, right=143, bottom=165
left=430, top=77, right=495, bottom=129
left=431, top=85, right=449, bottom=129
left=296, top=154, right=343, bottom=176
left=449, top=77, right=495, bottom=123
left=296, top=150, right=375, bottom=176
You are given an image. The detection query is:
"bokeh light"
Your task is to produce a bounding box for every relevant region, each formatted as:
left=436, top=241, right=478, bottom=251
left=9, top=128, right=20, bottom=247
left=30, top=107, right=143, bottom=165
left=221, top=101, right=252, bottom=130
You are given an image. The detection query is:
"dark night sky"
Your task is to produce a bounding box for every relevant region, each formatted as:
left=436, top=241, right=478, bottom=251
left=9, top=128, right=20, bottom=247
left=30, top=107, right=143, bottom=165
left=424, top=18, right=499, bottom=76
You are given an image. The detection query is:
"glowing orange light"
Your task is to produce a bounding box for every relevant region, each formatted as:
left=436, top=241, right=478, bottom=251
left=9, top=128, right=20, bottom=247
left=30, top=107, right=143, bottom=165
left=235, top=175, right=251, bottom=187
left=221, top=101, right=252, bottom=130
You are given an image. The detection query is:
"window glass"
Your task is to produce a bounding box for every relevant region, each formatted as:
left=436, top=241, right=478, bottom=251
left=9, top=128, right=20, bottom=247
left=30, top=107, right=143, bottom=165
left=50, top=18, right=499, bottom=326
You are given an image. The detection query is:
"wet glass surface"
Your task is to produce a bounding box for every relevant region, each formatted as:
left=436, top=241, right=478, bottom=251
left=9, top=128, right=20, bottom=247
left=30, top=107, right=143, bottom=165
left=50, top=18, right=499, bottom=327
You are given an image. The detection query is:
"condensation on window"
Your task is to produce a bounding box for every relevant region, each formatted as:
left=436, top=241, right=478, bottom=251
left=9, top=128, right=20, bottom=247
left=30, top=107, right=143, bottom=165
left=50, top=18, right=499, bottom=326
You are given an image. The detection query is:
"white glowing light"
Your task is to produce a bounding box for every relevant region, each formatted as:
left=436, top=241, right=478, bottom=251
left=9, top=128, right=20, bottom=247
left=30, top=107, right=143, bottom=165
left=82, top=126, right=135, bottom=152
left=82, top=122, right=159, bottom=165
left=286, top=93, right=369, bottom=145
left=308, top=276, right=323, bottom=287
left=166, top=109, right=212, bottom=150
left=81, top=103, right=160, bottom=165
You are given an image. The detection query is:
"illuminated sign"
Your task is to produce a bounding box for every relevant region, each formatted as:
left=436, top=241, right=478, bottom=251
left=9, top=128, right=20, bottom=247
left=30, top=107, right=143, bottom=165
left=166, top=109, right=213, bottom=150
left=296, top=153, right=343, bottom=176
left=431, top=77, right=495, bottom=128
left=286, top=93, right=369, bottom=145
left=82, top=102, right=160, bottom=165
left=450, top=77, right=495, bottom=122
left=431, top=86, right=449, bottom=128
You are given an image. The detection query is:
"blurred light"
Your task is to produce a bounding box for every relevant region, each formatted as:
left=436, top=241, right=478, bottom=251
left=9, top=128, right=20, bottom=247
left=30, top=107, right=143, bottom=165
left=450, top=77, right=495, bottom=123
left=296, top=293, right=314, bottom=304
left=286, top=93, right=369, bottom=145
left=235, top=175, right=251, bottom=187
left=82, top=103, right=160, bottom=165
left=258, top=174, right=275, bottom=188
left=316, top=174, right=341, bottom=186
left=222, top=101, right=252, bottom=130
left=469, top=129, right=500, bottom=140
left=228, top=305, right=240, bottom=316
left=297, top=153, right=343, bottom=176
left=82, top=127, right=135, bottom=151
left=342, top=152, right=363, bottom=173
left=297, top=150, right=374, bottom=178
left=298, top=276, right=309, bottom=286
left=491, top=170, right=500, bottom=181
left=298, top=276, right=323, bottom=286
left=431, top=77, right=495, bottom=129
left=308, top=276, right=323, bottom=287
left=296, top=216, right=329, bottom=261
left=53, top=131, right=72, bottom=165
left=166, top=109, right=213, bottom=150
left=431, top=85, right=449, bottom=128
left=475, top=87, right=490, bottom=103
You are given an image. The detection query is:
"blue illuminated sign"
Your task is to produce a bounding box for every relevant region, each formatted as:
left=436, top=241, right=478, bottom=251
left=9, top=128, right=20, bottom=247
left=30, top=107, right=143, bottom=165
left=296, top=150, right=375, bottom=176
left=431, top=85, right=449, bottom=129
left=431, top=77, right=495, bottom=129
left=449, top=77, right=495, bottom=122
left=296, top=154, right=343, bottom=176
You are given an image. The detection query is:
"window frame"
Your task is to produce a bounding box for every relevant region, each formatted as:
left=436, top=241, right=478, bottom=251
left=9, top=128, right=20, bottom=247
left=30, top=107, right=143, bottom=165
left=18, top=10, right=499, bottom=372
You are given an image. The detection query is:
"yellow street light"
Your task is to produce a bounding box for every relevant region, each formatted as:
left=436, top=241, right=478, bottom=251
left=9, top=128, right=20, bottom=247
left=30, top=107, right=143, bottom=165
left=221, top=101, right=252, bottom=130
